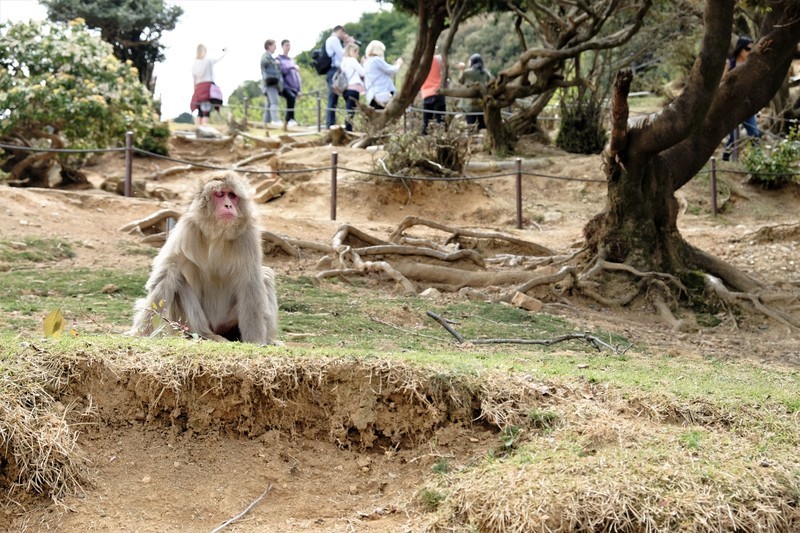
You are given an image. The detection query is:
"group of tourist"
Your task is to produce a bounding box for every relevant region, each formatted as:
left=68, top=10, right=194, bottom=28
left=188, top=24, right=495, bottom=134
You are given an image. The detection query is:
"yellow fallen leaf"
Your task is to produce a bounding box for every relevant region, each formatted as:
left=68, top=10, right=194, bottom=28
left=43, top=308, right=65, bottom=338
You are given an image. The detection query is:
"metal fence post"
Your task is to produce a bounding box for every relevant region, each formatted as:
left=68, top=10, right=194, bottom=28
left=515, top=157, right=523, bottom=229
left=317, top=92, right=322, bottom=132
left=331, top=151, right=338, bottom=221
left=710, top=156, right=718, bottom=217
left=124, top=131, right=133, bottom=197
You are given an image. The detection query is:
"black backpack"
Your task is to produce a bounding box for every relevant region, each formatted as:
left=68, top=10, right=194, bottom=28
left=311, top=46, right=332, bottom=75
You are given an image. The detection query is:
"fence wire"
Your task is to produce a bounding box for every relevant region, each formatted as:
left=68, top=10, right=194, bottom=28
left=2, top=138, right=799, bottom=182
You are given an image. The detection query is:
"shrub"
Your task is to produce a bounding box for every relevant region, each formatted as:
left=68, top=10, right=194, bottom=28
left=741, top=128, right=800, bottom=188
left=0, top=18, right=168, bottom=179
left=556, top=100, right=607, bottom=154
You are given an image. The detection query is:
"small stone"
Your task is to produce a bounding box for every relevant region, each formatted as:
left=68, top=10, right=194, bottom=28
left=349, top=484, right=358, bottom=494
left=420, top=288, right=441, bottom=298
left=511, top=291, right=544, bottom=312
left=543, top=211, right=563, bottom=223
left=141, top=475, right=151, bottom=483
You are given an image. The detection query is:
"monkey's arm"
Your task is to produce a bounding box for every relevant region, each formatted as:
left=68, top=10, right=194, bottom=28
left=235, top=231, right=279, bottom=344
left=138, top=224, right=224, bottom=341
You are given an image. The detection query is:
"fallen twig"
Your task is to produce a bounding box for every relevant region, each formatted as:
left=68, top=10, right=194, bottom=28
left=426, top=310, right=631, bottom=355
left=210, top=485, right=272, bottom=533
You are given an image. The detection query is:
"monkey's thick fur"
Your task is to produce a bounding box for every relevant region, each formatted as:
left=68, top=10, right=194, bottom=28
left=130, top=172, right=278, bottom=343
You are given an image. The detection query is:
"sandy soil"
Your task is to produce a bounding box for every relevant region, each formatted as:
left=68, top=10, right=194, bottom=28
left=1, top=132, right=799, bottom=531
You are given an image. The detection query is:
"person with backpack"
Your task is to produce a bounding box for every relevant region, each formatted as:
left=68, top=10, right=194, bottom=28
left=457, top=53, right=492, bottom=130
left=261, top=39, right=283, bottom=128
left=324, top=25, right=347, bottom=128
left=277, top=39, right=302, bottom=127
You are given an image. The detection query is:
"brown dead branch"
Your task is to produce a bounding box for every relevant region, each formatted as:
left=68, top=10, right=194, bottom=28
left=285, top=239, right=335, bottom=254
left=426, top=311, right=631, bottom=354
left=393, top=262, right=535, bottom=288
left=210, top=485, right=272, bottom=533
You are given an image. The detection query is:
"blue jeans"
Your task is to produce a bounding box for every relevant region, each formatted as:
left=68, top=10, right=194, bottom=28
left=343, top=89, right=360, bottom=131
left=326, top=68, right=339, bottom=127
left=725, top=115, right=761, bottom=150
left=263, top=85, right=280, bottom=123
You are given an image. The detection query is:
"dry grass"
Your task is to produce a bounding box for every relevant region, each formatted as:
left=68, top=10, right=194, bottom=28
left=0, top=346, right=88, bottom=501
left=417, top=388, right=800, bottom=532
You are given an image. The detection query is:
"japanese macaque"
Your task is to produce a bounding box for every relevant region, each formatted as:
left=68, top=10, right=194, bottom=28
left=130, top=171, right=278, bottom=343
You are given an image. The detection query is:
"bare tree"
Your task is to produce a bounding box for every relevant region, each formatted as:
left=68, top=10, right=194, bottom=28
left=441, top=0, right=653, bottom=152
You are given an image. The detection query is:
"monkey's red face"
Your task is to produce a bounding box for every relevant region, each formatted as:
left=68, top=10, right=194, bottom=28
left=212, top=189, right=239, bottom=222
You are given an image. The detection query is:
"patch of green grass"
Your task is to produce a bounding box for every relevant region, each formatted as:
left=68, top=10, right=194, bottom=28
left=0, top=237, right=75, bottom=269
left=678, top=429, right=704, bottom=450
left=432, top=458, right=451, bottom=474
left=418, top=488, right=447, bottom=511
left=118, top=243, right=158, bottom=258
left=0, top=267, right=148, bottom=330
left=528, top=408, right=559, bottom=431
left=1, top=267, right=798, bottom=421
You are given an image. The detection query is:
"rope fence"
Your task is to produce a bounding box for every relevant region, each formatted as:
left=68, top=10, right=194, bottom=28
left=1, top=128, right=798, bottom=227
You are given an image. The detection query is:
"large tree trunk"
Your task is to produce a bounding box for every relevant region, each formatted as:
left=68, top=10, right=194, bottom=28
left=484, top=103, right=514, bottom=154
left=587, top=0, right=800, bottom=292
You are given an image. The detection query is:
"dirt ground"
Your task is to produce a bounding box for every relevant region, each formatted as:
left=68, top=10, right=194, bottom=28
left=1, top=131, right=799, bottom=531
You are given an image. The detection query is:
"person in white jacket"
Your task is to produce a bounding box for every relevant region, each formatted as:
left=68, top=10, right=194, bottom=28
left=364, top=40, right=402, bottom=110
left=339, top=42, right=366, bottom=131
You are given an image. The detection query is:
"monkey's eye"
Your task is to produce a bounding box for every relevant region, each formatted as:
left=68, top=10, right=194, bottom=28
left=213, top=191, right=226, bottom=198
left=227, top=192, right=238, bottom=200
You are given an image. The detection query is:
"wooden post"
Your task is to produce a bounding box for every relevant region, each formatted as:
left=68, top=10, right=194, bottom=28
left=710, top=156, right=718, bottom=217
left=515, top=157, right=523, bottom=229
left=331, top=151, right=338, bottom=221
left=243, top=97, right=249, bottom=121
left=124, top=131, right=133, bottom=197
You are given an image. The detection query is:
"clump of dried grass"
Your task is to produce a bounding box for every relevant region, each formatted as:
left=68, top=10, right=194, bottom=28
left=0, top=347, right=88, bottom=500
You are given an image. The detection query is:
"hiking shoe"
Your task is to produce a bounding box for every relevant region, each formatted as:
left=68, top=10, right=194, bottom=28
left=288, top=119, right=299, bottom=127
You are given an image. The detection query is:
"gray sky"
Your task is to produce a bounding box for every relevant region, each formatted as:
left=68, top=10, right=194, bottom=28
left=0, top=0, right=385, bottom=117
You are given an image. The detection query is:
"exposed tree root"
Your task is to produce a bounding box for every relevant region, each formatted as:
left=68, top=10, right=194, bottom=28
left=151, top=165, right=205, bottom=180
left=119, top=209, right=182, bottom=234
left=703, top=273, right=799, bottom=331
left=390, top=216, right=555, bottom=256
